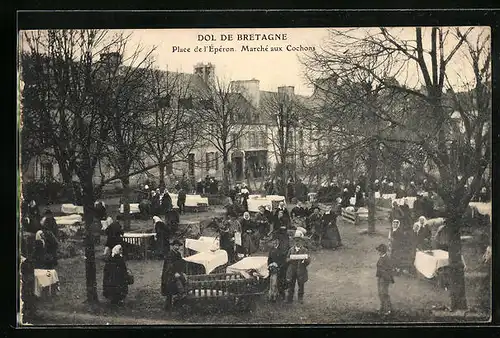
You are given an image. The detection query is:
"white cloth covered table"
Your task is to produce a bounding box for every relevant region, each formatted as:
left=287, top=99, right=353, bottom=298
left=247, top=198, right=273, bottom=212
left=61, top=204, right=84, bottom=214
left=183, top=249, right=228, bottom=274
left=34, top=269, right=59, bottom=297
left=381, top=194, right=397, bottom=200
left=226, top=256, right=269, bottom=279
left=119, top=203, right=140, bottom=214
left=185, top=236, right=220, bottom=253
left=392, top=197, right=417, bottom=209
left=414, top=249, right=466, bottom=279
left=170, top=194, right=209, bottom=207
left=54, top=214, right=83, bottom=226
left=469, top=202, right=491, bottom=222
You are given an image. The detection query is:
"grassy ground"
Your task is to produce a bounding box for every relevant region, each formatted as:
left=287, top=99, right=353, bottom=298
left=28, top=206, right=489, bottom=325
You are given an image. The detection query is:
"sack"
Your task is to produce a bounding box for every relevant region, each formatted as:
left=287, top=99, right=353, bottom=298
left=126, top=270, right=134, bottom=285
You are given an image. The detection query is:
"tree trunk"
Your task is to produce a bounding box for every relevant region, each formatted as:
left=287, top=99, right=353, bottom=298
left=367, top=142, right=377, bottom=234
left=82, top=176, right=98, bottom=304
left=121, top=176, right=131, bottom=231
left=158, top=163, right=165, bottom=187
left=222, top=154, right=230, bottom=195
left=446, top=211, right=468, bottom=310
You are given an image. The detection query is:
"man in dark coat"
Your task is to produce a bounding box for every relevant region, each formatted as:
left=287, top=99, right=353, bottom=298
left=177, top=188, right=187, bottom=215
left=268, top=237, right=289, bottom=301
left=274, top=202, right=290, bottom=223
left=219, top=221, right=236, bottom=263
left=161, top=240, right=187, bottom=311
left=160, top=189, right=173, bottom=218
left=375, top=244, right=394, bottom=316
left=291, top=202, right=307, bottom=219
left=196, top=179, right=204, bottom=195
left=286, top=235, right=311, bottom=303
left=354, top=185, right=365, bottom=208
left=341, top=188, right=351, bottom=208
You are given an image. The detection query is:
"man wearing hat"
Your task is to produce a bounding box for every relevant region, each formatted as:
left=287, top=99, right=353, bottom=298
left=267, top=237, right=289, bottom=301
left=285, top=232, right=311, bottom=303
left=161, top=239, right=187, bottom=311
left=375, top=244, right=394, bottom=316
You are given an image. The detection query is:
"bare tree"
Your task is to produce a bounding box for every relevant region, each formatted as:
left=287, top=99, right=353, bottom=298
left=141, top=68, right=202, bottom=187
left=101, top=47, right=156, bottom=231
left=302, top=27, right=491, bottom=310
left=20, top=29, right=154, bottom=304
left=259, top=89, right=301, bottom=196
left=194, top=77, right=250, bottom=194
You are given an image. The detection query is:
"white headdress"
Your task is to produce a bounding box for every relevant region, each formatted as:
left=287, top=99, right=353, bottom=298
left=111, top=244, right=123, bottom=257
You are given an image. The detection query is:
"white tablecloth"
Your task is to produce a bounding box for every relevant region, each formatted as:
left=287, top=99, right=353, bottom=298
left=183, top=250, right=228, bottom=274
left=247, top=198, right=273, bottom=212
left=414, top=249, right=466, bottom=279
left=226, top=256, right=269, bottom=279
left=34, top=269, right=59, bottom=297
left=119, top=203, right=141, bottom=214
left=61, top=204, right=84, bottom=214
left=54, top=214, right=83, bottom=226
left=382, top=194, right=397, bottom=200
left=469, top=202, right=491, bottom=222
left=123, top=232, right=156, bottom=238
left=185, top=237, right=220, bottom=253
left=392, top=197, right=417, bottom=209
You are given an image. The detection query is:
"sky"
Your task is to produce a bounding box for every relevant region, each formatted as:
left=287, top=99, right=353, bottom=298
left=122, top=28, right=331, bottom=96
left=20, top=27, right=490, bottom=96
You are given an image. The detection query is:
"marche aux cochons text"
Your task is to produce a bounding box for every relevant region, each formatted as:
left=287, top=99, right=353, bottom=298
left=171, top=33, right=316, bottom=55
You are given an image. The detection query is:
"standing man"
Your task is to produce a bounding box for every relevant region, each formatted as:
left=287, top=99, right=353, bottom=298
left=268, top=237, right=289, bottom=301
left=285, top=233, right=311, bottom=304
left=375, top=244, right=394, bottom=317
left=161, top=239, right=187, bottom=312
left=177, top=187, right=187, bottom=215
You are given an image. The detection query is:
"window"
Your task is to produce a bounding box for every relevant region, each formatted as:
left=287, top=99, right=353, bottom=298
left=205, top=152, right=218, bottom=171
left=232, top=133, right=240, bottom=148
left=188, top=154, right=195, bottom=176
left=206, top=152, right=211, bottom=172
left=259, top=132, right=267, bottom=147
left=298, top=129, right=304, bottom=148
left=41, top=162, right=53, bottom=181
left=158, top=95, right=171, bottom=108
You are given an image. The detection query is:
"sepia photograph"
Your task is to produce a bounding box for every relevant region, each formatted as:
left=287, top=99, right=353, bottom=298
left=17, top=25, right=492, bottom=325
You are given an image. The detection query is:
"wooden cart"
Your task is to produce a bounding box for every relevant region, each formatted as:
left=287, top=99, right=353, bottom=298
left=176, top=272, right=267, bottom=312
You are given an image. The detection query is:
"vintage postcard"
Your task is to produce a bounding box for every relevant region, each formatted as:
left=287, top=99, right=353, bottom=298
left=18, top=26, right=492, bottom=325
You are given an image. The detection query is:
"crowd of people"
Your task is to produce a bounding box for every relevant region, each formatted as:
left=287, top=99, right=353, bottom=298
left=19, top=172, right=492, bottom=320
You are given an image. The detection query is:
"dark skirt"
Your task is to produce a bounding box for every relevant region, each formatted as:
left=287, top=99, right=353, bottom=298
left=103, top=256, right=129, bottom=302
left=321, top=224, right=342, bottom=249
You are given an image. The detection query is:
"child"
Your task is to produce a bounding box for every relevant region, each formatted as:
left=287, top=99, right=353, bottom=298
left=375, top=243, right=394, bottom=316
left=285, top=232, right=311, bottom=304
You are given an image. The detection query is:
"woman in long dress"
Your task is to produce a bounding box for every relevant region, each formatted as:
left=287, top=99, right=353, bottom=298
left=102, top=244, right=130, bottom=305
left=321, top=204, right=342, bottom=249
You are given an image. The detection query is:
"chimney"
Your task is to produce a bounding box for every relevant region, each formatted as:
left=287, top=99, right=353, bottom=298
left=278, top=86, right=295, bottom=99
left=230, top=79, right=260, bottom=108
left=194, top=62, right=215, bottom=84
